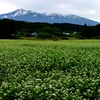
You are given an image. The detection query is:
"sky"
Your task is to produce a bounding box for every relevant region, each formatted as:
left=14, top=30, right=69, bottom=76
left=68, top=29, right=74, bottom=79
left=0, top=0, right=100, bottom=22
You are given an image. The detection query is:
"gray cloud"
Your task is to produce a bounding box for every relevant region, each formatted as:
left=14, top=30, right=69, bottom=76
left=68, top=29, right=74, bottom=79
left=0, top=0, right=100, bottom=22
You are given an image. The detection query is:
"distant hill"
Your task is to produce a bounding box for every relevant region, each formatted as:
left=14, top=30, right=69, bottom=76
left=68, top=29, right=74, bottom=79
left=0, top=9, right=99, bottom=25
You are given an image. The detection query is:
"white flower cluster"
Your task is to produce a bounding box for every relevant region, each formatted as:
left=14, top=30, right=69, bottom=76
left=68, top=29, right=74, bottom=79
left=0, top=40, right=100, bottom=99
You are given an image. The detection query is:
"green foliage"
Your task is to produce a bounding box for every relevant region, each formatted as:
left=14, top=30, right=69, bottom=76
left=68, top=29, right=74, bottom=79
left=1, top=40, right=100, bottom=99
left=0, top=19, right=83, bottom=39
left=12, top=34, right=20, bottom=39
left=38, top=32, right=53, bottom=38
left=93, top=35, right=100, bottom=39
left=0, top=19, right=16, bottom=38
left=40, top=26, right=62, bottom=37
left=1, top=19, right=100, bottom=39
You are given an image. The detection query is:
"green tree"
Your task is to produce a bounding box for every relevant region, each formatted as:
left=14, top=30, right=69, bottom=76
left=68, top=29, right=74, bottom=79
left=0, top=19, right=16, bottom=38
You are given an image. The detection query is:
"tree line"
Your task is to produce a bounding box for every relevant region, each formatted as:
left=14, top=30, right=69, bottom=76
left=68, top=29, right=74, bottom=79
left=0, top=18, right=100, bottom=39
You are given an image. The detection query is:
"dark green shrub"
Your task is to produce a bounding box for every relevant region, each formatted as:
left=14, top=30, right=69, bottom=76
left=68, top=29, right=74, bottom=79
left=38, top=33, right=53, bottom=38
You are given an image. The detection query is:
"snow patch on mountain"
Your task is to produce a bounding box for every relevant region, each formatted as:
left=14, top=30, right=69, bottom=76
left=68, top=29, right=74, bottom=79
left=43, top=12, right=51, bottom=16
left=33, top=14, right=37, bottom=17
left=12, top=9, right=28, bottom=17
left=3, top=15, right=8, bottom=18
left=65, top=14, right=79, bottom=19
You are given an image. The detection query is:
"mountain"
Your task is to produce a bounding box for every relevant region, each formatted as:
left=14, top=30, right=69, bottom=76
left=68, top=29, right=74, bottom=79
left=0, top=9, right=99, bottom=25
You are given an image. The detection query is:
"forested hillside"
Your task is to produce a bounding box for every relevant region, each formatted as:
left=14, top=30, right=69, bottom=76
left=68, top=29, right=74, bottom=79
left=0, top=19, right=100, bottom=39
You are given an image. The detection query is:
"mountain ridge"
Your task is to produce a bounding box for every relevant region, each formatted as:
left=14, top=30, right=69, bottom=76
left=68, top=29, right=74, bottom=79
left=0, top=9, right=99, bottom=25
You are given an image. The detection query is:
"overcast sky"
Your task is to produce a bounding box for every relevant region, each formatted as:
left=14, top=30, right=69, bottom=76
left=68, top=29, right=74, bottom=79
left=0, top=0, right=100, bottom=22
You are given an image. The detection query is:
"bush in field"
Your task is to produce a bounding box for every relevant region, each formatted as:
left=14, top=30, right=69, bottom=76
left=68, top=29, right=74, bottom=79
left=93, top=35, right=100, bottom=39
left=38, top=32, right=53, bottom=38
left=12, top=34, right=20, bottom=39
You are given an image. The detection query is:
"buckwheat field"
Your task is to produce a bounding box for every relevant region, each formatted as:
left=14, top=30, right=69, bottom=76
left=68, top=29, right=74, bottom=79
left=1, top=40, right=100, bottom=99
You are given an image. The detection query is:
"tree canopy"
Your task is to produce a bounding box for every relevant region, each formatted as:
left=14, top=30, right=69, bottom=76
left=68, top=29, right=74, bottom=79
left=0, top=19, right=100, bottom=39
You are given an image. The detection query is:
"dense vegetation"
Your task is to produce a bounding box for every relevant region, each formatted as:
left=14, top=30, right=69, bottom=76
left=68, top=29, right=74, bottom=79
left=1, top=40, right=100, bottom=99
left=0, top=18, right=100, bottom=39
